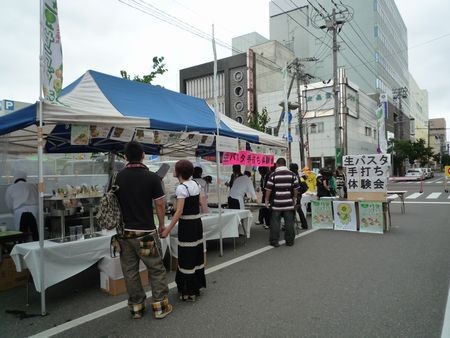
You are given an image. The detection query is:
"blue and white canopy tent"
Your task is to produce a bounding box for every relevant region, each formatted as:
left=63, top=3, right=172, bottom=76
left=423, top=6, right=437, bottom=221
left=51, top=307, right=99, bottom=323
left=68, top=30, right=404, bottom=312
left=0, top=70, right=286, bottom=315
left=0, top=70, right=285, bottom=155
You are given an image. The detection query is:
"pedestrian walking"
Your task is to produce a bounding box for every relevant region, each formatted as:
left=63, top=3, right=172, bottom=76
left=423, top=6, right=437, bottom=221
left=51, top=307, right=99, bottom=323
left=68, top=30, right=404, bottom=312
left=257, top=166, right=271, bottom=229
left=114, top=141, right=172, bottom=320
left=161, top=160, right=206, bottom=302
left=289, top=163, right=309, bottom=230
left=265, top=158, right=300, bottom=247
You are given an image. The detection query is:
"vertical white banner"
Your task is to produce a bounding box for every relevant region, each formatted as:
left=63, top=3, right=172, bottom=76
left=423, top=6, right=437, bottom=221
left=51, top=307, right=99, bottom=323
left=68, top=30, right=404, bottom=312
left=41, top=0, right=63, bottom=103
left=378, top=93, right=388, bottom=153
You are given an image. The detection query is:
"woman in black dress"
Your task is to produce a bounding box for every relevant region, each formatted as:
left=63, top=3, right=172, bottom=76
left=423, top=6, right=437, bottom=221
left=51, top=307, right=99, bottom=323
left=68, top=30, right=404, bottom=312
left=161, top=160, right=206, bottom=301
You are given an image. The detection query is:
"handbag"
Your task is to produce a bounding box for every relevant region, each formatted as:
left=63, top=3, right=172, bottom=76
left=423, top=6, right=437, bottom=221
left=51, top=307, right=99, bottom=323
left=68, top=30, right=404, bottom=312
left=96, top=173, right=123, bottom=231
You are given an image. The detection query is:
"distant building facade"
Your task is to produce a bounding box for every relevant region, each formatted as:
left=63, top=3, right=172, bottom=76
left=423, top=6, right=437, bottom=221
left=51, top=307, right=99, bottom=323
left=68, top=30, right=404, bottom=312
left=429, top=118, right=448, bottom=156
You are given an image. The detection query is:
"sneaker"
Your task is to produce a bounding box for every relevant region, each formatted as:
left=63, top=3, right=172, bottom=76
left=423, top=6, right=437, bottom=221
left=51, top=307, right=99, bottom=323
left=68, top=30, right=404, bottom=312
left=263, top=224, right=269, bottom=229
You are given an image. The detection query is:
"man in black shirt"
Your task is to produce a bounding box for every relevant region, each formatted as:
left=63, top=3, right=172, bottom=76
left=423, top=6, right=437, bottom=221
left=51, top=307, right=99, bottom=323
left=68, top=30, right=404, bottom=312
left=115, top=141, right=172, bottom=320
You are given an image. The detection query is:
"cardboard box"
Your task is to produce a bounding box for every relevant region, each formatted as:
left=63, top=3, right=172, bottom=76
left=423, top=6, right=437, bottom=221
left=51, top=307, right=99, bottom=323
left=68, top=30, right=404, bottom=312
left=100, top=270, right=149, bottom=296
left=0, top=257, right=29, bottom=292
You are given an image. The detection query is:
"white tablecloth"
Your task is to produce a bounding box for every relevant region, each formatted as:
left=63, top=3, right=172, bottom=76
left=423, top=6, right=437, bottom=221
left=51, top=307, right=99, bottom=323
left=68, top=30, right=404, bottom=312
left=10, top=230, right=169, bottom=291
left=168, top=208, right=253, bottom=258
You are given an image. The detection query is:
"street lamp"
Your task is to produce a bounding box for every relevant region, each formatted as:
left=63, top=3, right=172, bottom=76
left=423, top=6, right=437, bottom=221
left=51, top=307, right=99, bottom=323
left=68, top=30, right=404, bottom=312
left=304, top=122, right=317, bottom=168
left=278, top=101, right=299, bottom=164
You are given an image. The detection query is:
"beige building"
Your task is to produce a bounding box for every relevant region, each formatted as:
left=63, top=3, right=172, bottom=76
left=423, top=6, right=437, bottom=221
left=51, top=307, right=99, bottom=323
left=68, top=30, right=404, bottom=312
left=408, top=74, right=429, bottom=144
left=428, top=118, right=447, bottom=156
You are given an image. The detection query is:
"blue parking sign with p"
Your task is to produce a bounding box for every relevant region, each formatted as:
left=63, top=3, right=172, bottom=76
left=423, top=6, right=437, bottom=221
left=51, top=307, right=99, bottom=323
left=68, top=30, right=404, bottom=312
left=4, top=100, right=14, bottom=111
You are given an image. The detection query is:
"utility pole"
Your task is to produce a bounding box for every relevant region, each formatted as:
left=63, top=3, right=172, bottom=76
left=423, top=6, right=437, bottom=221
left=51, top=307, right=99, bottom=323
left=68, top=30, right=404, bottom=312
left=287, top=58, right=316, bottom=167
left=275, top=57, right=316, bottom=166
left=311, top=1, right=353, bottom=168
left=393, top=87, right=408, bottom=139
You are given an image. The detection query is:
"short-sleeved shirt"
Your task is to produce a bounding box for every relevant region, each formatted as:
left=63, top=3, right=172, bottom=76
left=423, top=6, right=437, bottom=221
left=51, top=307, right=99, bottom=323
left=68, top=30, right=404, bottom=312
left=115, top=163, right=165, bottom=231
left=265, top=166, right=299, bottom=211
left=176, top=180, right=200, bottom=199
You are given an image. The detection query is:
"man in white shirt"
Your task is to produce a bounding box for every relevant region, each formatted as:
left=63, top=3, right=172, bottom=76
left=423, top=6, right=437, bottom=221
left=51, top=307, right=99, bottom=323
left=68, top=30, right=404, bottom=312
left=228, top=166, right=257, bottom=209
left=4, top=170, right=39, bottom=240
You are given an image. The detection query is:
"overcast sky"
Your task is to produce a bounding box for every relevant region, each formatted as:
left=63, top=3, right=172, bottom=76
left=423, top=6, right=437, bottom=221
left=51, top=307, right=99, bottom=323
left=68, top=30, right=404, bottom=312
left=1, top=0, right=449, bottom=134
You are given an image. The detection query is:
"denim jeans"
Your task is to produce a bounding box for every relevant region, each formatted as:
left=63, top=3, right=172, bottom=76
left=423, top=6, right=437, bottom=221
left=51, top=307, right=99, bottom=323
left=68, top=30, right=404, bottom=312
left=270, top=209, right=295, bottom=245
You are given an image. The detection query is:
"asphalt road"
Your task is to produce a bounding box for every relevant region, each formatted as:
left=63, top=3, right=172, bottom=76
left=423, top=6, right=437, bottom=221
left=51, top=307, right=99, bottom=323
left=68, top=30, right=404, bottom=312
left=1, top=186, right=449, bottom=337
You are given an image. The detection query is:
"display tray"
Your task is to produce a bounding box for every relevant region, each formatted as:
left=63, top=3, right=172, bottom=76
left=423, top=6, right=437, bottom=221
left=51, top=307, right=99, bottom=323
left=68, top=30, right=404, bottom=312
left=49, top=232, right=105, bottom=243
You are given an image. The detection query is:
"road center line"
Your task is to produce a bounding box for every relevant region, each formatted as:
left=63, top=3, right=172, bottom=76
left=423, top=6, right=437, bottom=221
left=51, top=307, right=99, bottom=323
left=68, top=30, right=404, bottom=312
left=30, top=229, right=319, bottom=338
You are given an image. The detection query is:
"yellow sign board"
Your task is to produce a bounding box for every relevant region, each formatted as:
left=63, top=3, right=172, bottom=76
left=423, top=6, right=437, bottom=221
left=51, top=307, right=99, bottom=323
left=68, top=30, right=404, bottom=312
left=445, top=166, right=450, bottom=178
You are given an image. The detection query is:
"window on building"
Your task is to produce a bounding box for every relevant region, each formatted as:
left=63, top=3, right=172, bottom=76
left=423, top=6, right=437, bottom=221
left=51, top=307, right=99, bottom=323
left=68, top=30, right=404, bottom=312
left=373, top=129, right=377, bottom=139
left=374, top=25, right=379, bottom=38
left=310, top=122, right=324, bottom=134
left=365, top=127, right=372, bottom=137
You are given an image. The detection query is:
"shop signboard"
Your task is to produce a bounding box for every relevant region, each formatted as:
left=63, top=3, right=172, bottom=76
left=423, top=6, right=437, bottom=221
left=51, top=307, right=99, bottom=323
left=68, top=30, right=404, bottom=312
left=343, top=154, right=391, bottom=201
left=311, top=200, right=334, bottom=229
left=333, top=201, right=357, bottom=231
left=358, top=201, right=384, bottom=234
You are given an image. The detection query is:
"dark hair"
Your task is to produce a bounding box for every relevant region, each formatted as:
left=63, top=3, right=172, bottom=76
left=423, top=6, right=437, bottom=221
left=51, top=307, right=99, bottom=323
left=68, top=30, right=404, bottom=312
left=244, top=170, right=251, bottom=177
left=232, top=164, right=242, bottom=174
left=258, top=166, right=269, bottom=175
left=175, top=160, right=194, bottom=180
left=276, top=157, right=286, bottom=166
left=289, top=163, right=299, bottom=174
left=193, top=166, right=203, bottom=179
left=125, top=141, right=144, bottom=162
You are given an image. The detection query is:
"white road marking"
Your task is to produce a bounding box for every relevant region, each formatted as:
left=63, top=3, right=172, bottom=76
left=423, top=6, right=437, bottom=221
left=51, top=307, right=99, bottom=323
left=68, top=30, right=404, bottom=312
left=406, top=192, right=422, bottom=199
left=441, top=281, right=450, bottom=338
left=426, top=192, right=442, bottom=199
left=30, top=229, right=319, bottom=337
left=437, top=181, right=444, bottom=184
left=391, top=201, right=450, bottom=205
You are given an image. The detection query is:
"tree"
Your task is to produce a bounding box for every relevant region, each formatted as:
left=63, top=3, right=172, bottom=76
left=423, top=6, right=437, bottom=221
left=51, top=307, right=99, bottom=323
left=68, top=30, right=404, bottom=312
left=247, top=107, right=270, bottom=133
left=120, top=56, right=167, bottom=84
left=388, top=138, right=436, bottom=175
left=388, top=139, right=411, bottom=175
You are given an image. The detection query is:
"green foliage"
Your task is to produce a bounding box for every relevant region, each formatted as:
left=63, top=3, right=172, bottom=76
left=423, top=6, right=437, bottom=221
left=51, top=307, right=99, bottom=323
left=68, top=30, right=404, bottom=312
left=120, top=56, right=168, bottom=84
left=441, top=154, right=450, bottom=166
left=248, top=107, right=270, bottom=133
left=388, top=138, right=435, bottom=167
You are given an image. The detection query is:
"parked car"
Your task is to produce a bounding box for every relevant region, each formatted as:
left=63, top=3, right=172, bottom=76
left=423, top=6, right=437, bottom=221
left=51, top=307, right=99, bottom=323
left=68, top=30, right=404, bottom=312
left=425, top=168, right=434, bottom=178
left=405, top=169, right=425, bottom=181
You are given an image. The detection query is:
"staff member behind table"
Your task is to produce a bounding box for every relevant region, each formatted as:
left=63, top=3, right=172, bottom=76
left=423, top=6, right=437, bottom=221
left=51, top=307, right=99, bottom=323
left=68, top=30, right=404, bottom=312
left=4, top=170, right=39, bottom=240
left=225, top=164, right=241, bottom=189
left=228, top=166, right=257, bottom=209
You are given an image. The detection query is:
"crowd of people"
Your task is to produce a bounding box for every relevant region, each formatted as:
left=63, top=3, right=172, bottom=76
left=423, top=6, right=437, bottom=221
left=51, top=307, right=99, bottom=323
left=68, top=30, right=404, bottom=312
left=111, top=141, right=350, bottom=320
left=3, top=139, right=347, bottom=321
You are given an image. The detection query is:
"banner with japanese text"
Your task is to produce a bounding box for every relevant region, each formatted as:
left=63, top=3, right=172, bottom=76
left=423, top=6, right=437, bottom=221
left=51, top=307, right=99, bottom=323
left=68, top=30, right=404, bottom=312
left=41, top=0, right=63, bottom=103
left=222, top=151, right=274, bottom=167
left=343, top=154, right=391, bottom=194
left=311, top=200, right=334, bottom=229
left=358, top=201, right=384, bottom=234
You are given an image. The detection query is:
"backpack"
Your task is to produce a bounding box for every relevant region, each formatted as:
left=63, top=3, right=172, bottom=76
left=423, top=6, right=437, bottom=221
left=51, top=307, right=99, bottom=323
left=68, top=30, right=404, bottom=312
left=96, top=173, right=123, bottom=232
